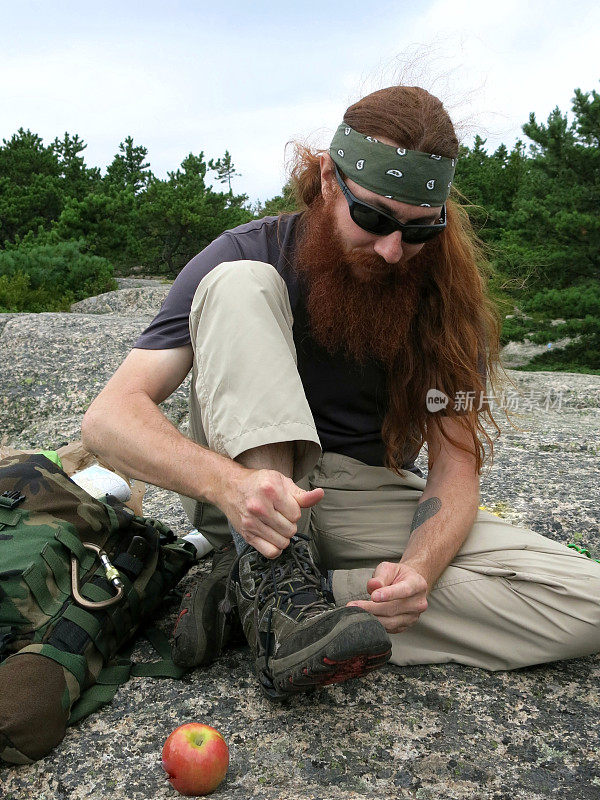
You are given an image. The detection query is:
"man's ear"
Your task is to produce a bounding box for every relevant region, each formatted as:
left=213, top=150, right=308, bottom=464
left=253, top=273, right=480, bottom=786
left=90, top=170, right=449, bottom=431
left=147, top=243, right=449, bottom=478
left=319, top=153, right=337, bottom=201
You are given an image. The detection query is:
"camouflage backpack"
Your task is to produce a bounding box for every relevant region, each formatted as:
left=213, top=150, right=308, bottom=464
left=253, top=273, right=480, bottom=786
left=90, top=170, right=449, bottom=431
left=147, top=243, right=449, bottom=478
left=0, top=453, right=197, bottom=765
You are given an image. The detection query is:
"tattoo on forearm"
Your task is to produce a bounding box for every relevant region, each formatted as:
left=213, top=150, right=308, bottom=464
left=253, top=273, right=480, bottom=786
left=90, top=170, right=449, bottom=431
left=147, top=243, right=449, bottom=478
left=410, top=497, right=442, bottom=533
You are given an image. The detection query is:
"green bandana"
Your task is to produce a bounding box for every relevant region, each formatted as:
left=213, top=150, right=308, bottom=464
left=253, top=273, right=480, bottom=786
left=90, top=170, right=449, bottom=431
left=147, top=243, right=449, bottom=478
left=329, top=123, right=456, bottom=207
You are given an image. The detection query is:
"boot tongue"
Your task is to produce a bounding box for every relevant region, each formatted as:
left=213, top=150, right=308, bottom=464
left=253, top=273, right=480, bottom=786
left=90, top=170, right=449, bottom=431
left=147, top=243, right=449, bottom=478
left=276, top=579, right=326, bottom=621
left=268, top=536, right=329, bottom=619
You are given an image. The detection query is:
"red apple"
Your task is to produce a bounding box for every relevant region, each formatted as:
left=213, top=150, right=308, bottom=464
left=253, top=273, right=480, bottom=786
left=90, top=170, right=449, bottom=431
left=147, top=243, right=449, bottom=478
left=162, top=723, right=229, bottom=796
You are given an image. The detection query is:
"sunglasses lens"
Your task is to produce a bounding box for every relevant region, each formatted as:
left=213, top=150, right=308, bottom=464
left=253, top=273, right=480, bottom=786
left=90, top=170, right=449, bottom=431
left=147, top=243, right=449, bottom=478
left=401, top=226, right=443, bottom=245
left=351, top=205, right=396, bottom=236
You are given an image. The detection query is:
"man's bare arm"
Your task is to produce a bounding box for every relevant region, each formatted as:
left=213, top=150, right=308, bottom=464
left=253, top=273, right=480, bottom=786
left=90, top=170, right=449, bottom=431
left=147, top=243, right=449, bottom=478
left=81, top=346, right=233, bottom=503
left=396, top=467, right=479, bottom=589
left=347, top=417, right=480, bottom=632
left=81, top=347, right=322, bottom=558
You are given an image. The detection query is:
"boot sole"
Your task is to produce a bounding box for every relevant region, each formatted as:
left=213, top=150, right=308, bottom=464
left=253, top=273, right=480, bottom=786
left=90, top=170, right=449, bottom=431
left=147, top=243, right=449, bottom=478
left=260, top=614, right=392, bottom=700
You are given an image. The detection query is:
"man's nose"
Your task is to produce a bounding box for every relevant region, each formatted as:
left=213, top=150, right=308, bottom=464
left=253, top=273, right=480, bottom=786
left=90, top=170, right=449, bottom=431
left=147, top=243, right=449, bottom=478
left=372, top=231, right=404, bottom=264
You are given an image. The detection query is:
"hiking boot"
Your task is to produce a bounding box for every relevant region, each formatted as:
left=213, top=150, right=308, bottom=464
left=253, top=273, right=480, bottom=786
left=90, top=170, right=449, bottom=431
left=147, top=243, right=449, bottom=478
left=172, top=543, right=242, bottom=669
left=223, top=534, right=392, bottom=700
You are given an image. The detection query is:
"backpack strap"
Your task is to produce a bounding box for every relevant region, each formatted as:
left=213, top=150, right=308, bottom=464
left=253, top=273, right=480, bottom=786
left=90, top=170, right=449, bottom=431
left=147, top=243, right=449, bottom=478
left=67, top=627, right=185, bottom=725
left=23, top=563, right=64, bottom=617
left=55, top=529, right=94, bottom=571
left=0, top=506, right=23, bottom=531
left=67, top=658, right=133, bottom=725
left=130, top=627, right=186, bottom=679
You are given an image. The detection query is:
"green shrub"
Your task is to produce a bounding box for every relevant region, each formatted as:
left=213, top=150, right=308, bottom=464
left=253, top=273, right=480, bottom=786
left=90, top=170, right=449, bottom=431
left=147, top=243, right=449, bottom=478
left=525, top=315, right=600, bottom=344
left=0, top=240, right=116, bottom=311
left=515, top=334, right=600, bottom=374
left=0, top=271, right=73, bottom=312
left=522, top=283, right=600, bottom=318
left=500, top=315, right=550, bottom=345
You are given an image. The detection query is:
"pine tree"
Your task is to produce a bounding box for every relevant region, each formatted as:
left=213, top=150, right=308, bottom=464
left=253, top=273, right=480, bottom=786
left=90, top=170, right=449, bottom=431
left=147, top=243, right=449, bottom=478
left=208, top=150, right=240, bottom=195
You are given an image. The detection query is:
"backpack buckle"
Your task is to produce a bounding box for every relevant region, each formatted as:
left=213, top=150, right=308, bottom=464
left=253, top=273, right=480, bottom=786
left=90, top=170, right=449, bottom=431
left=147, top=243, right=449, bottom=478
left=0, top=491, right=26, bottom=510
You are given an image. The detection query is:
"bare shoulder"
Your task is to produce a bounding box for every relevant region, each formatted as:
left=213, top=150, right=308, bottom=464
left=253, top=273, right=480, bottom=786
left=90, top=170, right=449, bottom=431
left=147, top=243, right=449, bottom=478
left=98, top=346, right=194, bottom=405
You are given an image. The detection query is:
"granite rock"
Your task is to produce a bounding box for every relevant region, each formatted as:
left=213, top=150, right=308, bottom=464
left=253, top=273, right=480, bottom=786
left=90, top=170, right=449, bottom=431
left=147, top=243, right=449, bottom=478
left=70, top=285, right=171, bottom=315
left=1, top=285, right=599, bottom=800
left=499, top=336, right=580, bottom=368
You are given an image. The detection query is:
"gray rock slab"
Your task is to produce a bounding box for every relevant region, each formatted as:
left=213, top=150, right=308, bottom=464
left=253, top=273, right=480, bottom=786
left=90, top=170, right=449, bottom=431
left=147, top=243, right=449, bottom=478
left=70, top=285, right=171, bottom=315
left=500, top=337, right=580, bottom=368
left=117, top=277, right=172, bottom=289
left=0, top=312, right=19, bottom=336
left=2, top=301, right=600, bottom=799
left=0, top=312, right=189, bottom=446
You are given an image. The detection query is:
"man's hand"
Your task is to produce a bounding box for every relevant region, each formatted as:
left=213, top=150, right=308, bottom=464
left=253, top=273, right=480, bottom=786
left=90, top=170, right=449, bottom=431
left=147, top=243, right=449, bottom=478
left=220, top=467, right=324, bottom=559
left=347, top=561, right=429, bottom=634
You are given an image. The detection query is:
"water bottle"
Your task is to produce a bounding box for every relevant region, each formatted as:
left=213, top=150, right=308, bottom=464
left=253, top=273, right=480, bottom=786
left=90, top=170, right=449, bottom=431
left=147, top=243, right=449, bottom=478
left=182, top=529, right=213, bottom=558
left=71, top=464, right=132, bottom=502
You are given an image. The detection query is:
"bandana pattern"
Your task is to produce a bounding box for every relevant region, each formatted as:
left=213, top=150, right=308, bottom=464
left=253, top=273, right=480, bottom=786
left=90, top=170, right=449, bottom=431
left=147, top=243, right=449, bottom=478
left=329, top=123, right=456, bottom=207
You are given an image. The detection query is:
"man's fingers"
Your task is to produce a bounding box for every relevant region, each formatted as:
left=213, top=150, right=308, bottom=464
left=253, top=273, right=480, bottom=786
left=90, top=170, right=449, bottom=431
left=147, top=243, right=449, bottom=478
left=368, top=563, right=428, bottom=603
left=242, top=494, right=296, bottom=539
left=272, top=491, right=303, bottom=527
left=348, top=597, right=426, bottom=617
left=254, top=518, right=293, bottom=551
left=295, top=487, right=324, bottom=509
left=379, top=616, right=420, bottom=634
left=370, top=561, right=401, bottom=590
left=257, top=507, right=297, bottom=540
left=371, top=580, right=423, bottom=603
left=246, top=532, right=283, bottom=560
left=238, top=519, right=290, bottom=558
left=367, top=577, right=384, bottom=595
left=347, top=599, right=425, bottom=632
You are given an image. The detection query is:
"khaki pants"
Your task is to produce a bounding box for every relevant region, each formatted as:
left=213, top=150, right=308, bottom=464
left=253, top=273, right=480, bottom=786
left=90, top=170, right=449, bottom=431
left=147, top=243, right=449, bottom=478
left=181, top=260, right=600, bottom=671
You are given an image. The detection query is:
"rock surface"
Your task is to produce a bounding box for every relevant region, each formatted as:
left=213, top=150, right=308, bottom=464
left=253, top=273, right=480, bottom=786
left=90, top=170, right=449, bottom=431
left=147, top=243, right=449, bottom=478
left=499, top=336, right=579, bottom=368
left=70, top=284, right=171, bottom=316
left=1, top=283, right=600, bottom=800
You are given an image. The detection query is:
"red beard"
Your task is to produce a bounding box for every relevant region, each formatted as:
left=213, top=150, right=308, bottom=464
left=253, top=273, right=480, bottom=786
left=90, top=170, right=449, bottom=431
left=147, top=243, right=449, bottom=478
left=293, top=196, right=428, bottom=367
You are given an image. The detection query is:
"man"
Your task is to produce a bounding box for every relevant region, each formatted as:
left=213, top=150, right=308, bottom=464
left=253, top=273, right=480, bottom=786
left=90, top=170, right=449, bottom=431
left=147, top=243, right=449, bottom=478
left=82, top=86, right=600, bottom=700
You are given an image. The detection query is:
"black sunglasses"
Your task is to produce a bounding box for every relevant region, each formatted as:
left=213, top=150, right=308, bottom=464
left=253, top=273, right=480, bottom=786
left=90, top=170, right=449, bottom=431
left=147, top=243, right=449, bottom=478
left=334, top=164, right=446, bottom=244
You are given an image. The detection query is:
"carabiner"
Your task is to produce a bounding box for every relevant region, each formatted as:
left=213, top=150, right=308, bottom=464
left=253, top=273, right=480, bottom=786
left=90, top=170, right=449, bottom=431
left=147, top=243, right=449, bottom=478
left=71, top=542, right=125, bottom=610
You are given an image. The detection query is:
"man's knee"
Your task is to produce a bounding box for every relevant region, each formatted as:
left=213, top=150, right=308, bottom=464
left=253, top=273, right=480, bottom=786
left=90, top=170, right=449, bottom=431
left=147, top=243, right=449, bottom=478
left=190, top=260, right=293, bottom=341
left=527, top=564, right=600, bottom=664
left=563, top=568, right=600, bottom=657
left=197, top=260, right=287, bottom=302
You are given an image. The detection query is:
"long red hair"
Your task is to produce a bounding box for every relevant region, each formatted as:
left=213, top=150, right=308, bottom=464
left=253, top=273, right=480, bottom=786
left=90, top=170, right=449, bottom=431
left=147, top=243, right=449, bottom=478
left=289, top=86, right=512, bottom=475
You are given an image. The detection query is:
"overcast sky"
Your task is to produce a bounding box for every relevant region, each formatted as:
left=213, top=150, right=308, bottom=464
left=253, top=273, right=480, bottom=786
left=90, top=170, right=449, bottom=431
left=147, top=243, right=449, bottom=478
left=1, top=0, right=599, bottom=204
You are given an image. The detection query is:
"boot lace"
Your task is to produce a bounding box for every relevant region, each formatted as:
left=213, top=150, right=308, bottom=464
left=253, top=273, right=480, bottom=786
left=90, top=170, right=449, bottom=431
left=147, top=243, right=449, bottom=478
left=225, top=534, right=333, bottom=659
